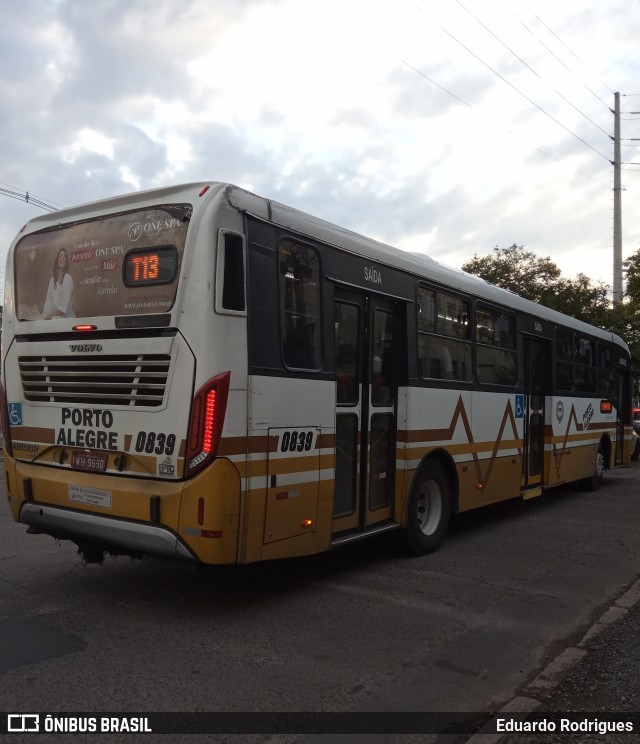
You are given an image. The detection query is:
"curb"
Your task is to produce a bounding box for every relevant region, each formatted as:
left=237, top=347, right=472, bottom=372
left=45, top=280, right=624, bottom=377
left=465, top=577, right=640, bottom=743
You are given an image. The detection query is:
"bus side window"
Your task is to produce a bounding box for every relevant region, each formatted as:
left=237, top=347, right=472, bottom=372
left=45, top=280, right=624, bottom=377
left=416, top=286, right=471, bottom=382
left=597, top=344, right=614, bottom=396
left=216, top=231, right=246, bottom=314
left=279, top=240, right=322, bottom=370
left=574, top=336, right=597, bottom=393
left=475, top=305, right=517, bottom=386
left=555, top=329, right=573, bottom=391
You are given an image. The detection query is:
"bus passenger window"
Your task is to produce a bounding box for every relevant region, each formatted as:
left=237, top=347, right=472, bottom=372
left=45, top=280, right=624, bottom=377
left=555, top=330, right=573, bottom=391
left=476, top=305, right=516, bottom=385
left=279, top=240, right=322, bottom=370
left=416, top=287, right=471, bottom=382
left=597, top=344, right=614, bottom=396
left=574, top=336, right=597, bottom=393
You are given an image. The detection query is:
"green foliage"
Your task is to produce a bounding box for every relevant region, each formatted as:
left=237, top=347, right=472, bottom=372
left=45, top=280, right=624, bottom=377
left=461, top=244, right=609, bottom=325
left=621, top=249, right=640, bottom=391
left=624, top=247, right=640, bottom=304
left=462, top=244, right=560, bottom=303
left=462, top=243, right=640, bottom=391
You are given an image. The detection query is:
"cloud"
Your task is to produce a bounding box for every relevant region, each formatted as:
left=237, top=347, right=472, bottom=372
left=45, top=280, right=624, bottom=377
left=1, top=0, right=639, bottom=305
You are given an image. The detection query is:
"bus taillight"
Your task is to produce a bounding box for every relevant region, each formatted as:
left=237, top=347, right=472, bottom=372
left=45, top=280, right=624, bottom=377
left=186, top=371, right=230, bottom=476
left=0, top=381, right=13, bottom=457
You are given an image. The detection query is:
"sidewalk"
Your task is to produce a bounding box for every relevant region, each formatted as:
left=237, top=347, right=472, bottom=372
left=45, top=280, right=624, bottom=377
left=467, top=578, right=640, bottom=743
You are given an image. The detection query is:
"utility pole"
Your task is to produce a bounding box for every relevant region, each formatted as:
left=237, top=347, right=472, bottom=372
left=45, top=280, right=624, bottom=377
left=613, top=91, right=623, bottom=306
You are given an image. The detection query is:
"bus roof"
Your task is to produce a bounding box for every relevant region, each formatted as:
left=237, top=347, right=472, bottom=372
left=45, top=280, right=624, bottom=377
left=224, top=184, right=628, bottom=352
left=15, top=180, right=628, bottom=352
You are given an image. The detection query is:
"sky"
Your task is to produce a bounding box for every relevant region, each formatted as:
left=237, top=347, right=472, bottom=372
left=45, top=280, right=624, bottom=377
left=1, top=0, right=639, bottom=305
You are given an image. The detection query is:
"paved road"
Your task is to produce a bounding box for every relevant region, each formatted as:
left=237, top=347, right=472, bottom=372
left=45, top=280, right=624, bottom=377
left=467, top=584, right=640, bottom=744
left=0, top=460, right=638, bottom=743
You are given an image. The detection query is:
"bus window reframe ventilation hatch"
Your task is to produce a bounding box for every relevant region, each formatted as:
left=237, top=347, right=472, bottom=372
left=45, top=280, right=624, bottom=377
left=215, top=230, right=246, bottom=315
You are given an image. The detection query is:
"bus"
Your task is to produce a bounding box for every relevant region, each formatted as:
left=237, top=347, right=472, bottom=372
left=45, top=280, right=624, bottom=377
left=0, top=182, right=634, bottom=564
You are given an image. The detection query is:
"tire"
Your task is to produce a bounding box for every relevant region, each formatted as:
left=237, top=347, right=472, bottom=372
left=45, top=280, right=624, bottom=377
left=405, top=460, right=452, bottom=555
left=581, top=443, right=606, bottom=492
left=632, top=437, right=640, bottom=462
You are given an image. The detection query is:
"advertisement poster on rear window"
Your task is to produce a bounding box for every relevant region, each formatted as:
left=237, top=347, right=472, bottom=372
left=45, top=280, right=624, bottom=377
left=15, top=205, right=191, bottom=321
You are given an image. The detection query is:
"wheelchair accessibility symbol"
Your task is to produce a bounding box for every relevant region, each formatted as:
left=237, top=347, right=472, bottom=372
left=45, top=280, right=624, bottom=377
left=8, top=403, right=23, bottom=427
left=514, top=394, right=525, bottom=419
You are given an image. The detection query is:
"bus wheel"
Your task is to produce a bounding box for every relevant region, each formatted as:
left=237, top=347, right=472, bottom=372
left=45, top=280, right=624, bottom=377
left=406, top=460, right=451, bottom=555
left=581, top=443, right=605, bottom=492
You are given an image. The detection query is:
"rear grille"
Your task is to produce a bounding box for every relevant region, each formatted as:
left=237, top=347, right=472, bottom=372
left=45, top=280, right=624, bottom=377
left=19, top=354, right=171, bottom=407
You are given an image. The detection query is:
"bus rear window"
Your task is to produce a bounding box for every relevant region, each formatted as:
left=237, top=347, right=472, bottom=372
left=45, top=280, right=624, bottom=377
left=15, top=204, right=190, bottom=320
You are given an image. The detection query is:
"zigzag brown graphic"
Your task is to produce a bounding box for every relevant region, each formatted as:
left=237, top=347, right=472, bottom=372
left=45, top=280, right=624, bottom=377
left=407, top=395, right=523, bottom=490
left=552, top=403, right=590, bottom=476
left=481, top=397, right=522, bottom=488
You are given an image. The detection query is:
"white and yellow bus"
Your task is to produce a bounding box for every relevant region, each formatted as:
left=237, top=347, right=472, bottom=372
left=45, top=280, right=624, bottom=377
left=1, top=182, right=634, bottom=564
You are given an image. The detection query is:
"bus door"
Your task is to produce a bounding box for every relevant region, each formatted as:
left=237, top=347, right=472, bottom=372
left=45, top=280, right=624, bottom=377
left=332, top=290, right=398, bottom=536
left=523, top=338, right=547, bottom=492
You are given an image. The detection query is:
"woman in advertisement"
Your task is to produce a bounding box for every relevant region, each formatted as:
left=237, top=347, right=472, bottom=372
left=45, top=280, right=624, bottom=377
left=43, top=248, right=75, bottom=319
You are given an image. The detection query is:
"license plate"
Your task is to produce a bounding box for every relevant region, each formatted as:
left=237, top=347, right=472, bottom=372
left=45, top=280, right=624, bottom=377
left=71, top=450, right=108, bottom=473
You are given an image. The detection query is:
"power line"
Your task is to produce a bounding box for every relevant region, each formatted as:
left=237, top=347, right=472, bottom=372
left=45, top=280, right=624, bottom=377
left=454, top=0, right=611, bottom=139
left=0, top=186, right=58, bottom=212
left=396, top=57, right=471, bottom=108
left=442, top=27, right=612, bottom=162
left=0, top=180, right=65, bottom=208
left=402, top=1, right=613, bottom=186
left=396, top=55, right=557, bottom=155
left=513, top=13, right=611, bottom=110
left=531, top=12, right=615, bottom=97
left=396, top=56, right=610, bottom=188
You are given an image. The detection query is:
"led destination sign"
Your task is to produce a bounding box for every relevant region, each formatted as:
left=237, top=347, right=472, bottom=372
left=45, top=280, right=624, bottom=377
left=124, top=246, right=178, bottom=287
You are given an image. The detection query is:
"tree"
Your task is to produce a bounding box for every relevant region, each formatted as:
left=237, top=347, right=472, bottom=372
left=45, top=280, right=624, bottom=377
left=618, top=248, right=640, bottom=393
left=552, top=273, right=610, bottom=327
left=624, top=247, right=640, bottom=304
left=461, top=244, right=610, bottom=325
left=462, top=243, right=640, bottom=396
left=461, top=244, right=561, bottom=303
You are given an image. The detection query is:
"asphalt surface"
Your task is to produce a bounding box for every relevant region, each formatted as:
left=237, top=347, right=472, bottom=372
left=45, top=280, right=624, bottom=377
left=465, top=578, right=640, bottom=744
left=0, top=455, right=638, bottom=744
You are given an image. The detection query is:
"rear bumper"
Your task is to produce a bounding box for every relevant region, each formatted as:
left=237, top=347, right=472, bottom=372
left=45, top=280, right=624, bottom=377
left=19, top=502, right=197, bottom=560
left=5, top=454, right=242, bottom=564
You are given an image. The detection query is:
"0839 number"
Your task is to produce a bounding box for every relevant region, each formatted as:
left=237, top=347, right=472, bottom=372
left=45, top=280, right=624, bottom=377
left=280, top=430, right=315, bottom=453
left=134, top=431, right=177, bottom=456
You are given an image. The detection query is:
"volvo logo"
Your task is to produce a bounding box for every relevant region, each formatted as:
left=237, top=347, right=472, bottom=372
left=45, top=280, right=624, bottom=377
left=69, top=344, right=103, bottom=353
